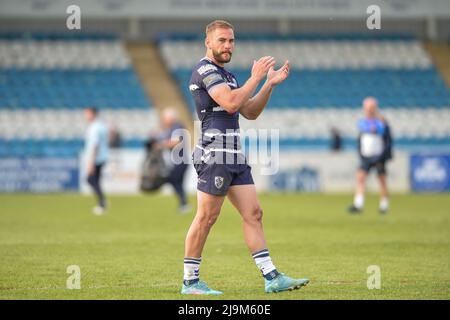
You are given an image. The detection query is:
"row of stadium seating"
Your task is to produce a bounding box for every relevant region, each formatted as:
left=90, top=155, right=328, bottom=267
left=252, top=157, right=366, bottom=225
left=0, top=32, right=119, bottom=41
left=173, top=68, right=450, bottom=108
left=1, top=69, right=150, bottom=109
left=1, top=106, right=449, bottom=156
left=239, top=108, right=450, bottom=138
left=0, top=109, right=159, bottom=139
left=0, top=39, right=129, bottom=68
left=160, top=39, right=431, bottom=70
left=2, top=136, right=449, bottom=158
left=1, top=108, right=448, bottom=140
left=0, top=138, right=146, bottom=157
left=0, top=37, right=151, bottom=109
left=156, top=32, right=418, bottom=42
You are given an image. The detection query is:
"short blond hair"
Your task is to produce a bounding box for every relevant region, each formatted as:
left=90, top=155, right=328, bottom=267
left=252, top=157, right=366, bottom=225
left=205, top=20, right=234, bottom=36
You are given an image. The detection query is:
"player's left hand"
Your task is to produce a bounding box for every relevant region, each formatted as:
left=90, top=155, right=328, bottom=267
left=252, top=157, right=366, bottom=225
left=267, top=60, right=289, bottom=87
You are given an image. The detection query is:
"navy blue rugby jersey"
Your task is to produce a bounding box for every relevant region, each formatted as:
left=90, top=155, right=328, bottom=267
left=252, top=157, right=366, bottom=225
left=189, top=57, right=245, bottom=164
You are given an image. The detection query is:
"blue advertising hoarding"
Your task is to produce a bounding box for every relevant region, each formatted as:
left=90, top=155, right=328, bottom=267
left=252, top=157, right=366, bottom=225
left=410, top=154, right=450, bottom=192
left=0, top=157, right=79, bottom=192
left=269, top=166, right=321, bottom=192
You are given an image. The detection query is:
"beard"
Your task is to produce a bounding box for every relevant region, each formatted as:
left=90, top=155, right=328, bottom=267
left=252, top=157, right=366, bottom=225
left=212, top=49, right=232, bottom=64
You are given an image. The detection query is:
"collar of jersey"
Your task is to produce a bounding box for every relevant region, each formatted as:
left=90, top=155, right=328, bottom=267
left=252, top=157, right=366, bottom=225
left=201, top=56, right=225, bottom=70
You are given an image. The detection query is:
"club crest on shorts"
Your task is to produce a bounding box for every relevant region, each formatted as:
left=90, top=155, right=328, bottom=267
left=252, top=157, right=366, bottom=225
left=214, top=176, right=224, bottom=189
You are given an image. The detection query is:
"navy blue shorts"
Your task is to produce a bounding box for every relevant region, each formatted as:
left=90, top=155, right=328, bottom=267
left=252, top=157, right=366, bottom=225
left=359, top=156, right=386, bottom=175
left=194, top=161, right=254, bottom=196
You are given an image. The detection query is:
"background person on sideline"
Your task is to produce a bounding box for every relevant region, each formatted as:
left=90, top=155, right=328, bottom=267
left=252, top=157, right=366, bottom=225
left=348, top=97, right=391, bottom=214
left=330, top=127, right=342, bottom=152
left=155, top=108, right=191, bottom=214
left=108, top=124, right=122, bottom=148
left=84, top=107, right=109, bottom=215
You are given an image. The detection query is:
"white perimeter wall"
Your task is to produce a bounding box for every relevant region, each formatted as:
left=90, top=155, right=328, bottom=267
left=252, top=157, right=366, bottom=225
left=80, top=149, right=409, bottom=195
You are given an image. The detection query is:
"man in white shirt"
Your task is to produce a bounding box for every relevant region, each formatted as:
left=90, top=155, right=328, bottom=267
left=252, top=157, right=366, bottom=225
left=84, top=107, right=109, bottom=215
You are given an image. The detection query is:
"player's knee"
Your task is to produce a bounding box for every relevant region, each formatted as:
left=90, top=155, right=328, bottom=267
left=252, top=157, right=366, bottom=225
left=204, top=214, right=219, bottom=228
left=197, top=210, right=220, bottom=228
left=246, top=206, right=263, bottom=223
left=357, top=173, right=366, bottom=183
left=255, top=207, right=263, bottom=222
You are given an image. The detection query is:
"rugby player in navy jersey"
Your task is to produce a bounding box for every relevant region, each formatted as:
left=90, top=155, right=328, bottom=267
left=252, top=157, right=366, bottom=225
left=348, top=97, right=391, bottom=214
left=181, top=20, right=309, bottom=295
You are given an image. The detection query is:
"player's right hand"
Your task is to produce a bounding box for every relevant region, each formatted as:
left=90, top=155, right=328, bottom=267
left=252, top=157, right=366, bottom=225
left=251, top=56, right=276, bottom=82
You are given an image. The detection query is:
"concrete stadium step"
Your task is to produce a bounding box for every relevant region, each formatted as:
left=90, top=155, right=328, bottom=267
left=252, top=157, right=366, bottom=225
left=424, top=41, right=450, bottom=89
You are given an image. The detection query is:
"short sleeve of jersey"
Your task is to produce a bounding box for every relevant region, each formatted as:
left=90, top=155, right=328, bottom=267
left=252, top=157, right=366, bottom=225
left=195, top=62, right=226, bottom=92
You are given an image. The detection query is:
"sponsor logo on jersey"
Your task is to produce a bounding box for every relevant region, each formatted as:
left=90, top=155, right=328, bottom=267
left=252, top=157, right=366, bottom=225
left=203, top=73, right=223, bottom=88
left=197, top=64, right=218, bottom=75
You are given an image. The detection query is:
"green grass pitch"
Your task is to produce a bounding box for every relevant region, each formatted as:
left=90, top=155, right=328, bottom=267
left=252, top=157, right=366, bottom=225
left=0, top=193, right=449, bottom=299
